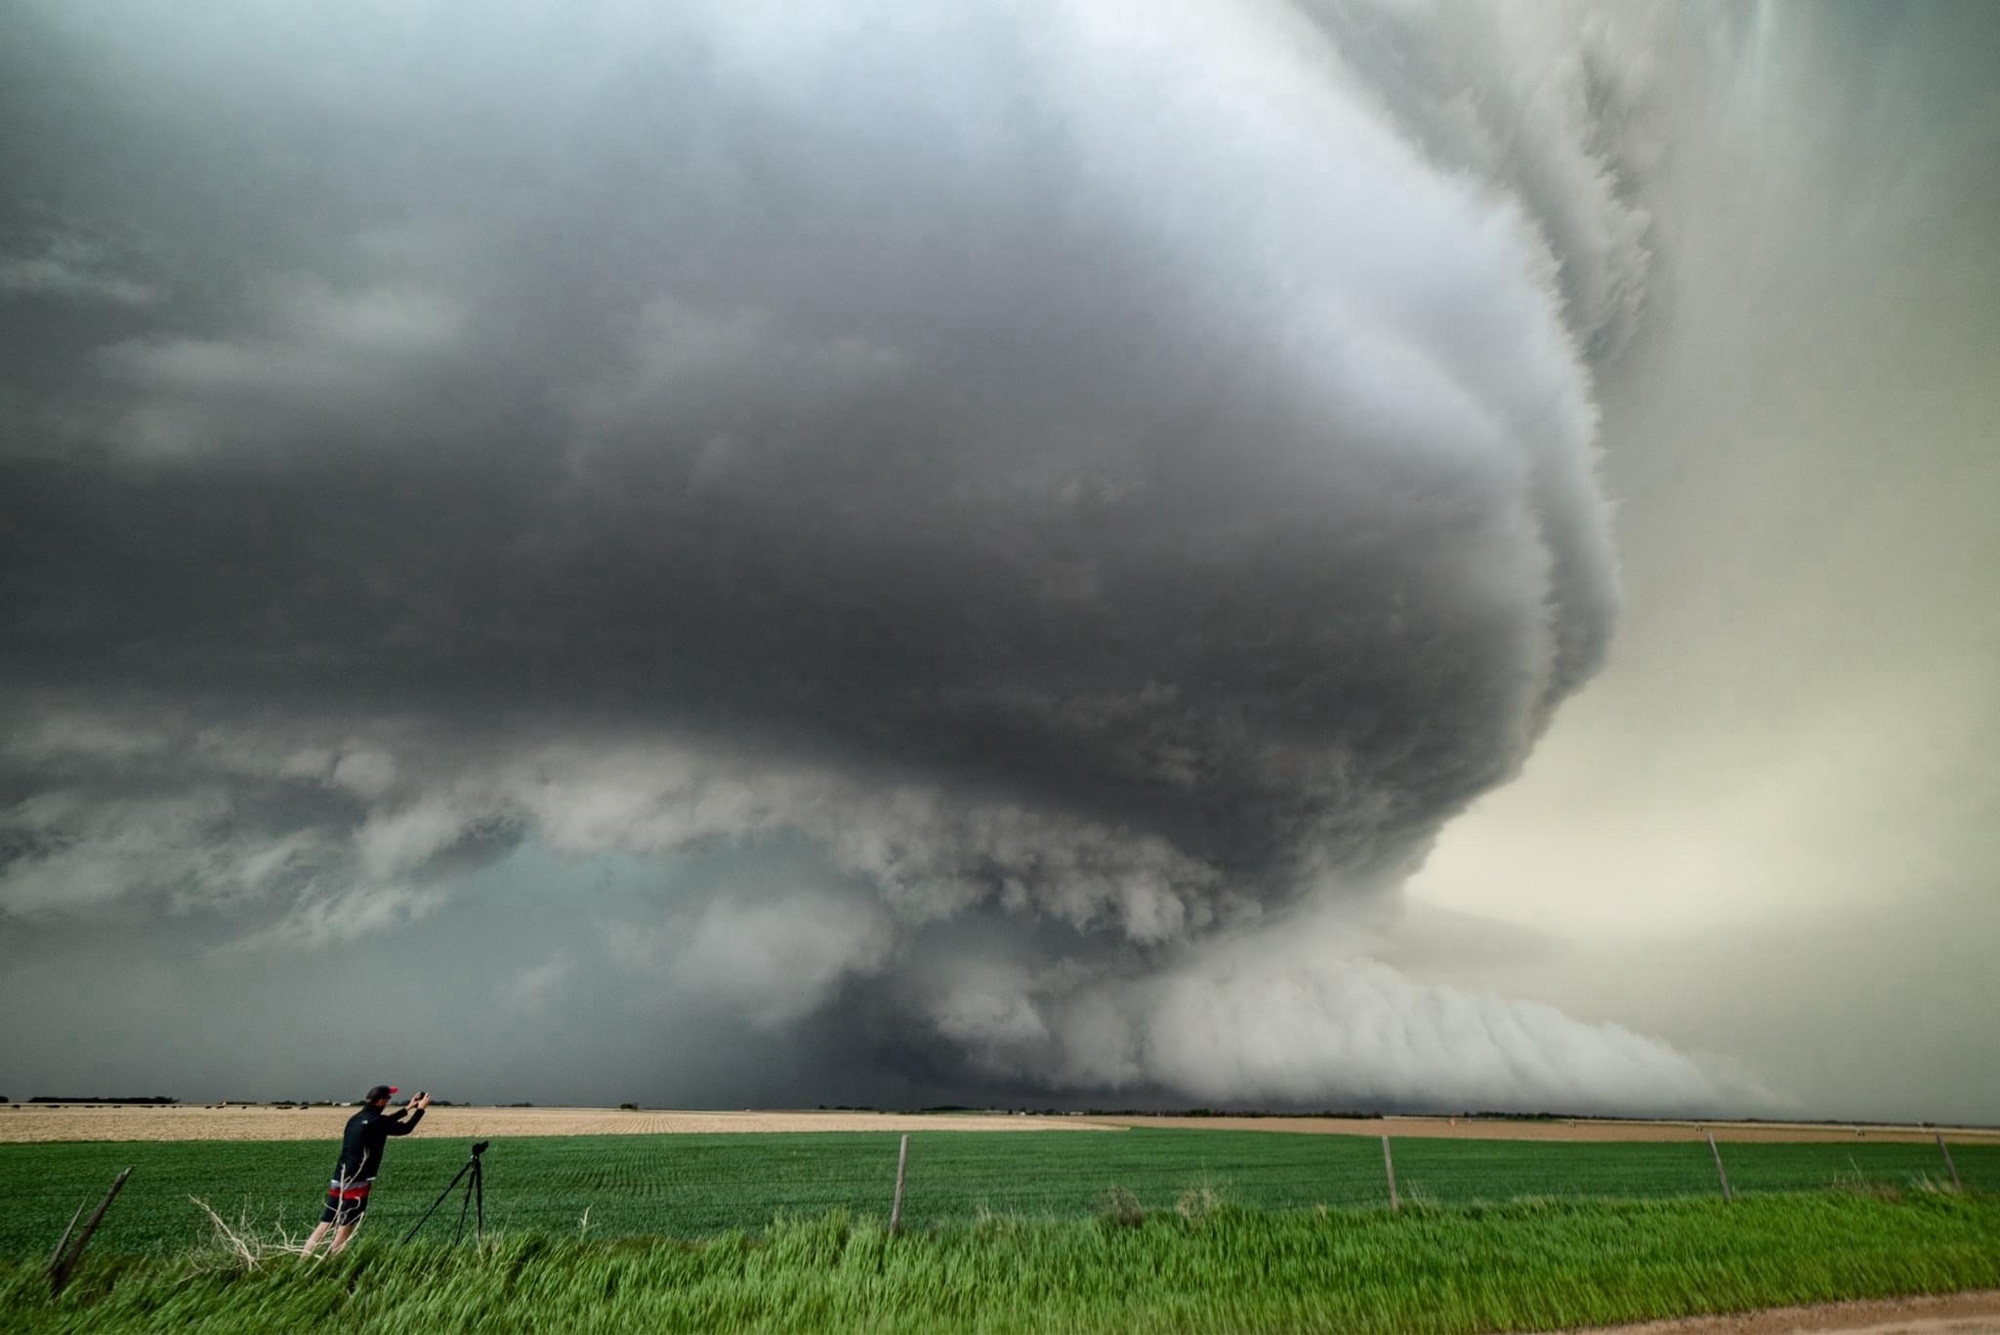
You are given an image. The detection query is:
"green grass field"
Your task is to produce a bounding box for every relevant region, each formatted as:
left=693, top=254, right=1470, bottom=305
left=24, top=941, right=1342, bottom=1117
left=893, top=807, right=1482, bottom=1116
left=2, top=1129, right=1993, bottom=1260
left=6, top=1191, right=2000, bottom=1333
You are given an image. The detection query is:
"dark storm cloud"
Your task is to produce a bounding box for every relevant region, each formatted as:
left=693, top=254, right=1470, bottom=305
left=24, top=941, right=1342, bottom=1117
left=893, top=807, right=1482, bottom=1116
left=0, top=0, right=1725, bottom=1107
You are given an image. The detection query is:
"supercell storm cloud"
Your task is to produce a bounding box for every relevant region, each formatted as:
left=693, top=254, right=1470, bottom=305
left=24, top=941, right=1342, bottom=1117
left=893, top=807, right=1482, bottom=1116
left=1, top=1, right=1724, bottom=1109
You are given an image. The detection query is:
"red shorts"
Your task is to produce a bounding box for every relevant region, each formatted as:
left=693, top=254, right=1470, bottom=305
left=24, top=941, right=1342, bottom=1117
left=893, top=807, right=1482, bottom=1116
left=319, top=1178, right=372, bottom=1226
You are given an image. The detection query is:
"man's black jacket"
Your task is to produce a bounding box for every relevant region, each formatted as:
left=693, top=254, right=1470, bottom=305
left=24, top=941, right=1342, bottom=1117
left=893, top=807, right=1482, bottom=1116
left=332, top=1103, right=425, bottom=1182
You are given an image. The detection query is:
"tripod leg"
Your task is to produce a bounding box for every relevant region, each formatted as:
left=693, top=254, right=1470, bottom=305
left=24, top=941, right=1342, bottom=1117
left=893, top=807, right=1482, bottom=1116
left=454, top=1169, right=473, bottom=1244
left=474, top=1160, right=485, bottom=1242
left=402, top=1160, right=474, bottom=1245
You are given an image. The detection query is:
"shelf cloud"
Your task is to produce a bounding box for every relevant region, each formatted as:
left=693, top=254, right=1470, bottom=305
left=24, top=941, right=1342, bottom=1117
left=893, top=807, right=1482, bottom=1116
left=0, top=0, right=1748, bottom=1110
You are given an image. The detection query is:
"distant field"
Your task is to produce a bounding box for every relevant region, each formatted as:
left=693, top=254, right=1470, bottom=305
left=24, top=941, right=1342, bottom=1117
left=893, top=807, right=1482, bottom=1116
left=1093, top=1115, right=2000, bottom=1145
left=0, top=1105, right=1107, bottom=1143
left=3, top=1129, right=1995, bottom=1260
left=8, top=1193, right=2000, bottom=1334
left=9, top=1103, right=1996, bottom=1145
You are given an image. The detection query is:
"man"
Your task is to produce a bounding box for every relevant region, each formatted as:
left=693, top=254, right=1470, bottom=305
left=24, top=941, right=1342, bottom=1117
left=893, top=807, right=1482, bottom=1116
left=301, top=1084, right=432, bottom=1256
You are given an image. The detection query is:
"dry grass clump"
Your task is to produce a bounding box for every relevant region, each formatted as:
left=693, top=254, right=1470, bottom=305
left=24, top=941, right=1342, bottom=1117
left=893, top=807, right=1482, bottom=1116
left=1099, top=1186, right=1146, bottom=1228
left=1174, top=1184, right=1226, bottom=1224
left=186, top=1197, right=322, bottom=1272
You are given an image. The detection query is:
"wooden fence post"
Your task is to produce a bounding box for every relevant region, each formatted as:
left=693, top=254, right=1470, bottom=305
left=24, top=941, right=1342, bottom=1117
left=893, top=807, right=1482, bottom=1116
left=49, top=1166, right=132, bottom=1294
left=1936, top=1133, right=1962, bottom=1192
left=47, top=1202, right=84, bottom=1272
left=1706, top=1133, right=1732, bottom=1203
left=1382, top=1135, right=1399, bottom=1212
left=889, top=1134, right=909, bottom=1236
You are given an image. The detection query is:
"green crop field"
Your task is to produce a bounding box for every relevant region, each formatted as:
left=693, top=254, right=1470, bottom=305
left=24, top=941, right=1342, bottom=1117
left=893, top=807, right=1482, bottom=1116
left=3, top=1129, right=1995, bottom=1261
left=6, top=1191, right=2000, bottom=1333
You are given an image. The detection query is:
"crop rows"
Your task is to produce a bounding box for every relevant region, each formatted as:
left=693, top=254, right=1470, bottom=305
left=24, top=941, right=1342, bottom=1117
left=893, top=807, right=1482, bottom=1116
left=2, top=1129, right=1994, bottom=1260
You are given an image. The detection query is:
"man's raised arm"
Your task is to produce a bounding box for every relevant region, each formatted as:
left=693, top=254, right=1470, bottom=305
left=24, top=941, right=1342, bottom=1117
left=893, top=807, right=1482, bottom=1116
left=385, top=1092, right=431, bottom=1134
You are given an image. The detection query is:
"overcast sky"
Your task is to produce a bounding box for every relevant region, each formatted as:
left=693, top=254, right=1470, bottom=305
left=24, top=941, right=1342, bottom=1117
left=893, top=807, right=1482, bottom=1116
left=2, top=0, right=1994, bottom=1121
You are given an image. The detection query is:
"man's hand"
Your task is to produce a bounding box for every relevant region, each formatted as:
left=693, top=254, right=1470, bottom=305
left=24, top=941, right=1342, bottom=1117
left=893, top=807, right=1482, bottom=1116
left=411, top=1092, right=432, bottom=1110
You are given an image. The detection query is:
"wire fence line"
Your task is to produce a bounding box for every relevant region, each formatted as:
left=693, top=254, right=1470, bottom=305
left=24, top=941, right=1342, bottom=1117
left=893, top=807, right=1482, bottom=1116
left=4, top=1129, right=1995, bottom=1258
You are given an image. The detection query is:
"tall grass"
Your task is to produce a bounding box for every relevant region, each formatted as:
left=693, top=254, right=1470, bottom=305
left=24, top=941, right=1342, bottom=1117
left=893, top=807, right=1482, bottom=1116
left=6, top=1190, right=1999, bottom=1333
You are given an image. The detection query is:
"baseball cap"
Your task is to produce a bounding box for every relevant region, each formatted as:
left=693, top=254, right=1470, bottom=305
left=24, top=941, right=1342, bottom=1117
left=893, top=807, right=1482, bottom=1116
left=365, top=1084, right=399, bottom=1102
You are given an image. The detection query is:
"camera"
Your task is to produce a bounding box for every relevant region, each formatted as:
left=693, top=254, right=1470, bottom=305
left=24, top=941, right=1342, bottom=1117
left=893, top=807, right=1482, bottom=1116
left=470, top=1140, right=490, bottom=1156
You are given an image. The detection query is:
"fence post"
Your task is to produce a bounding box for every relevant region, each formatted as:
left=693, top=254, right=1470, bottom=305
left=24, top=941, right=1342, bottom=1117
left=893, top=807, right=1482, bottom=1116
left=49, top=1166, right=132, bottom=1294
left=1936, top=1133, right=1962, bottom=1192
left=47, top=1202, right=84, bottom=1272
left=1706, top=1133, right=1732, bottom=1203
left=1382, top=1135, right=1399, bottom=1212
left=889, top=1133, right=909, bottom=1236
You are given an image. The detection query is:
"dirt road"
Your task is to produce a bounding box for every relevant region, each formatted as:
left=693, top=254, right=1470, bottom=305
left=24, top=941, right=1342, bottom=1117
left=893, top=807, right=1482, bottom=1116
left=1566, top=1288, right=2000, bottom=1334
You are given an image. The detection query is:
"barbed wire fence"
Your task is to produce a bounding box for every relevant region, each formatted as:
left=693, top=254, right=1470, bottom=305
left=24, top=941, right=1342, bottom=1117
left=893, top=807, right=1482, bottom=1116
left=359, top=1125, right=1996, bottom=1243
left=8, top=1122, right=1996, bottom=1258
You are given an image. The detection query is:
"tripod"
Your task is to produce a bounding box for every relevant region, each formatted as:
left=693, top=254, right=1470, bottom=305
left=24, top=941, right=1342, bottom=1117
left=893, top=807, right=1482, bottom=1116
left=402, top=1141, right=488, bottom=1244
